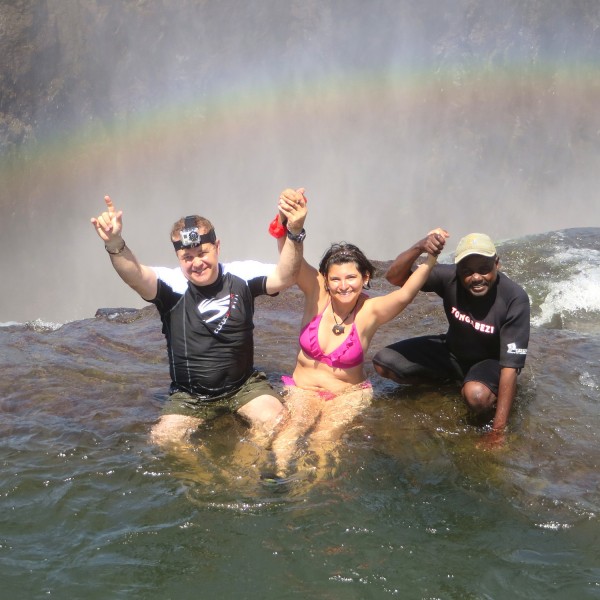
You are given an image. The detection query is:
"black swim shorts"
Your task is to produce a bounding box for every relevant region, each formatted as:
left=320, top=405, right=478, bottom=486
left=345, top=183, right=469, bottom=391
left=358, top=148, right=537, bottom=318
left=373, top=334, right=501, bottom=395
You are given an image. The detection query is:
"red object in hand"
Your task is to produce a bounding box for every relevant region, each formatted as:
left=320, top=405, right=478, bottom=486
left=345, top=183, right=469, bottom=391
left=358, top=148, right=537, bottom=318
left=268, top=215, right=287, bottom=239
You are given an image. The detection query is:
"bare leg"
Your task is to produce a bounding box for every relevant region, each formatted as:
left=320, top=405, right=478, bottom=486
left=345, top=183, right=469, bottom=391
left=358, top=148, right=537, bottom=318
left=236, top=393, right=286, bottom=448
left=149, top=414, right=218, bottom=481
left=150, top=414, right=204, bottom=447
left=272, top=384, right=373, bottom=478
left=461, top=381, right=496, bottom=420
left=304, top=384, right=373, bottom=478
left=311, top=384, right=373, bottom=444
left=269, top=388, right=322, bottom=476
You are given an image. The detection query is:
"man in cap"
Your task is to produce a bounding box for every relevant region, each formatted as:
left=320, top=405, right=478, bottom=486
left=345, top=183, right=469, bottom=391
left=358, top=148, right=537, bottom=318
left=373, top=231, right=530, bottom=446
left=91, top=193, right=307, bottom=454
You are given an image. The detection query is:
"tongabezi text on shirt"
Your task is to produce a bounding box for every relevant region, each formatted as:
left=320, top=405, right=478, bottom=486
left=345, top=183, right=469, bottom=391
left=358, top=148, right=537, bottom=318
left=450, top=306, right=495, bottom=334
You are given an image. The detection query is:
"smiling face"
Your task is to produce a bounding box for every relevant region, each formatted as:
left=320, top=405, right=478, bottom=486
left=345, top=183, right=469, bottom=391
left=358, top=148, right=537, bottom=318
left=325, top=261, right=369, bottom=305
left=174, top=231, right=221, bottom=287
left=456, top=254, right=499, bottom=297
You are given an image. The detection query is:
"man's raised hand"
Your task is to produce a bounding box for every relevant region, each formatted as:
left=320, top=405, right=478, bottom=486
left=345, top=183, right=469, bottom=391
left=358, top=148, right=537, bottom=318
left=91, top=195, right=124, bottom=244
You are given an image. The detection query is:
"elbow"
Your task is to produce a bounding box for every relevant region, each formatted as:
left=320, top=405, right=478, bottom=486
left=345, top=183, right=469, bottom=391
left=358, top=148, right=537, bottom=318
left=384, top=269, right=397, bottom=285
left=287, top=265, right=301, bottom=286
left=385, top=272, right=405, bottom=287
left=279, top=269, right=299, bottom=290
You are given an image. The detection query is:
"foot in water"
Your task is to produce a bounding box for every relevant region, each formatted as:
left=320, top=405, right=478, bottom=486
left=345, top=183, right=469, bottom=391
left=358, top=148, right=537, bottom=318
left=259, top=471, right=297, bottom=489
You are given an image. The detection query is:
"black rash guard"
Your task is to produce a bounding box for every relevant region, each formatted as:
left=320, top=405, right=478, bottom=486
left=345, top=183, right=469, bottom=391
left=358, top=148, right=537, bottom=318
left=151, top=266, right=270, bottom=396
left=423, top=264, right=530, bottom=369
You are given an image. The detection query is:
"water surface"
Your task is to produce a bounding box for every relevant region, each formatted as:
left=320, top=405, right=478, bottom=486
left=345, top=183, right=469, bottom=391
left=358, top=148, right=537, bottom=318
left=1, top=230, right=599, bottom=598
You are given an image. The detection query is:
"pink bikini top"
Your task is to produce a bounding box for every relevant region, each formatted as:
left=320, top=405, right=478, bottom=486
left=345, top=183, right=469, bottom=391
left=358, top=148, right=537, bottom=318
left=298, top=302, right=364, bottom=369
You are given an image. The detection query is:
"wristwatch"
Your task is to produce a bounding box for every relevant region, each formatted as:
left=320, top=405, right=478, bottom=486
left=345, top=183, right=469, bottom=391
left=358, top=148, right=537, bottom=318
left=286, top=228, right=306, bottom=243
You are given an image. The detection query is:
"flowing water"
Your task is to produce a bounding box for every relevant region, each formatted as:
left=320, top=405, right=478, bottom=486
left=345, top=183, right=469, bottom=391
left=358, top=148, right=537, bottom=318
left=1, top=229, right=599, bottom=599
left=2, top=2, right=600, bottom=598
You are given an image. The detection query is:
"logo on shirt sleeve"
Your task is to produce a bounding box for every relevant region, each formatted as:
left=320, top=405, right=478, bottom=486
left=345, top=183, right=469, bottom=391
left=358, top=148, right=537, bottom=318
left=506, top=342, right=527, bottom=355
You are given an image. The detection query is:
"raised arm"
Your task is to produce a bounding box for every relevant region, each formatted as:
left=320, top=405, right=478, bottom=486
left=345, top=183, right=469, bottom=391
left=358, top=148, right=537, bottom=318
left=274, top=188, right=320, bottom=299
left=363, top=228, right=449, bottom=335
left=265, top=189, right=307, bottom=294
left=90, top=195, right=158, bottom=301
left=367, top=253, right=438, bottom=328
left=385, top=228, right=448, bottom=286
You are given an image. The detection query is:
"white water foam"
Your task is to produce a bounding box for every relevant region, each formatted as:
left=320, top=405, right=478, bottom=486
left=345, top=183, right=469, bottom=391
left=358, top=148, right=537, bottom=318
left=533, top=248, right=600, bottom=327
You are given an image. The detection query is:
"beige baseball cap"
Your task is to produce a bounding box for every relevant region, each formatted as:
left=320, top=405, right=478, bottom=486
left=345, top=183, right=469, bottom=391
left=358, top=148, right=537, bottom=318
left=454, top=233, right=497, bottom=264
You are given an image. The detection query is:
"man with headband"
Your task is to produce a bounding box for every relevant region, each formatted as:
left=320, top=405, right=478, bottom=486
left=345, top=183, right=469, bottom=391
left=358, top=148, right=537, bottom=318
left=373, top=231, right=530, bottom=447
left=91, top=194, right=307, bottom=455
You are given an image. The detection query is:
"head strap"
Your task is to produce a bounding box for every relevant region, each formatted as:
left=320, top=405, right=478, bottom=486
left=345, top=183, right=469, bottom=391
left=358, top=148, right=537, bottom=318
left=173, top=216, right=217, bottom=251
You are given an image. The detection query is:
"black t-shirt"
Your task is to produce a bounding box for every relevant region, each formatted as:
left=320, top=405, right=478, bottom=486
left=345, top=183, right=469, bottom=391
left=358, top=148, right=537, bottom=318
left=151, top=266, right=270, bottom=396
left=423, top=264, right=530, bottom=369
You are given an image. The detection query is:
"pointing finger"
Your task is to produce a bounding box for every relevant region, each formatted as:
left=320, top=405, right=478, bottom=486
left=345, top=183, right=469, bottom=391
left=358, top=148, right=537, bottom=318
left=104, top=195, right=115, bottom=216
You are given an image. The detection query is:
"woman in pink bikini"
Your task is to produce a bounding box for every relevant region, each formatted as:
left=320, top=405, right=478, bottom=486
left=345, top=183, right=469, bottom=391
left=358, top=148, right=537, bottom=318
left=271, top=188, right=447, bottom=475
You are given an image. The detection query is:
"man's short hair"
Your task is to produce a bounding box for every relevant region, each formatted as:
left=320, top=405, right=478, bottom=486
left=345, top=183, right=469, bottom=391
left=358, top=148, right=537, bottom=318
left=170, top=215, right=214, bottom=240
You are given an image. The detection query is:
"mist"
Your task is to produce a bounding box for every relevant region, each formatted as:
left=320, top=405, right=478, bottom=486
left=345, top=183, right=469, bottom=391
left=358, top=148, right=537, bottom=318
left=1, top=0, right=599, bottom=322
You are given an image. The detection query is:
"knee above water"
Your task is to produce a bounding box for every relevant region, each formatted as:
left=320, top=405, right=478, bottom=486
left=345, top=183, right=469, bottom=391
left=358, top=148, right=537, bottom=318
left=150, top=415, right=199, bottom=445
left=373, top=362, right=388, bottom=377
left=463, top=383, right=495, bottom=413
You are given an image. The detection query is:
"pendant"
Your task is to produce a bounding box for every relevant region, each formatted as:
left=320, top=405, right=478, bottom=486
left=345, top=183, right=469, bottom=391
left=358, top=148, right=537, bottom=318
left=332, top=324, right=345, bottom=335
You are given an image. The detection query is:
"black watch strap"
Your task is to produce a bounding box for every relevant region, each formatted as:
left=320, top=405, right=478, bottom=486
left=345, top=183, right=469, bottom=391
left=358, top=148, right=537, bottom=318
left=287, top=228, right=306, bottom=243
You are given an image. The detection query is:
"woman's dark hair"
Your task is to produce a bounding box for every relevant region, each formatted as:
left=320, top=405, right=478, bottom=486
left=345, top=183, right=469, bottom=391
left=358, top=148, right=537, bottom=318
left=318, top=242, right=376, bottom=288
